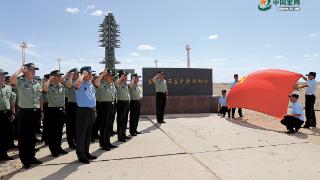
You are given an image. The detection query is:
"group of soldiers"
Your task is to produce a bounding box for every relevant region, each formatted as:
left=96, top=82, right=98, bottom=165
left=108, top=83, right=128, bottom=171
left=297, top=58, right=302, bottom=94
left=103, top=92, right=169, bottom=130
left=0, top=63, right=169, bottom=168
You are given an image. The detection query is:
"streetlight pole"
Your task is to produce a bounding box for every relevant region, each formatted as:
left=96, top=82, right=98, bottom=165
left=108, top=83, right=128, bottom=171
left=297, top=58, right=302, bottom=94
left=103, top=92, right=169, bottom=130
left=57, top=58, right=62, bottom=72
left=20, top=42, right=27, bottom=66
left=154, top=59, right=159, bottom=68
left=185, top=44, right=191, bottom=68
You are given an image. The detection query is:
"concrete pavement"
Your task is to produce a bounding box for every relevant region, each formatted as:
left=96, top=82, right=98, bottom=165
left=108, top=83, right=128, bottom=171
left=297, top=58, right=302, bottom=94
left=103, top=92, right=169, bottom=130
left=4, top=114, right=320, bottom=180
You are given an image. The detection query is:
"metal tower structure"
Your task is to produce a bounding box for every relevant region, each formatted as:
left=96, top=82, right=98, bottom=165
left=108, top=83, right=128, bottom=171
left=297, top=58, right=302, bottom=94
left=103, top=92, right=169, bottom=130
left=99, top=12, right=120, bottom=72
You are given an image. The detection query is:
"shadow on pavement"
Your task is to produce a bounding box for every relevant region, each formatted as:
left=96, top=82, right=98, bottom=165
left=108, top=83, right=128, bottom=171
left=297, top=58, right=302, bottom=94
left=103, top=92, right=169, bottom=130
left=225, top=116, right=309, bottom=140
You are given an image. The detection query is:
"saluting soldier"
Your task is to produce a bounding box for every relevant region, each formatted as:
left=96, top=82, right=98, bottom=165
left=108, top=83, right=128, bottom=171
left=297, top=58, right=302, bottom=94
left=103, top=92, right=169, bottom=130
left=41, top=74, right=50, bottom=144
left=129, top=74, right=142, bottom=136
left=94, top=69, right=118, bottom=150
left=64, top=68, right=79, bottom=149
left=74, top=66, right=97, bottom=164
left=115, top=70, right=131, bottom=142
left=11, top=63, right=43, bottom=169
left=0, top=69, right=16, bottom=161
left=43, top=70, right=68, bottom=157
left=152, top=70, right=168, bottom=124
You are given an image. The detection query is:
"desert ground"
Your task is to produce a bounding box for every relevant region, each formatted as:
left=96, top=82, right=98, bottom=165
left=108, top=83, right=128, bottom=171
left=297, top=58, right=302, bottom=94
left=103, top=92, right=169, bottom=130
left=1, top=83, right=319, bottom=179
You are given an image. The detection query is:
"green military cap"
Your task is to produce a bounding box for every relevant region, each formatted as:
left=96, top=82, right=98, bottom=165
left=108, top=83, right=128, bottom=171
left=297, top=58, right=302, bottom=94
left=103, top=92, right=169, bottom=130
left=131, top=73, right=141, bottom=78
left=0, top=69, right=9, bottom=76
left=117, top=70, right=129, bottom=78
left=24, top=63, right=39, bottom=70
left=44, top=74, right=51, bottom=79
left=69, top=68, right=79, bottom=73
left=107, top=69, right=115, bottom=76
left=50, top=70, right=64, bottom=77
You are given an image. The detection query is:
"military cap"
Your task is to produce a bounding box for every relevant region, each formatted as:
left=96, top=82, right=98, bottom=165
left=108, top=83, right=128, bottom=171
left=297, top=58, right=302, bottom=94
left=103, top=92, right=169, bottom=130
left=44, top=74, right=51, bottom=79
left=80, top=66, right=95, bottom=73
left=131, top=73, right=141, bottom=78
left=50, top=70, right=64, bottom=77
left=24, top=63, right=39, bottom=70
left=306, top=72, right=316, bottom=78
left=69, top=68, right=79, bottom=73
left=118, top=70, right=129, bottom=78
left=107, top=69, right=115, bottom=75
left=157, top=70, right=165, bottom=75
left=289, top=94, right=299, bottom=99
left=34, top=76, right=41, bottom=81
left=0, top=69, right=9, bottom=76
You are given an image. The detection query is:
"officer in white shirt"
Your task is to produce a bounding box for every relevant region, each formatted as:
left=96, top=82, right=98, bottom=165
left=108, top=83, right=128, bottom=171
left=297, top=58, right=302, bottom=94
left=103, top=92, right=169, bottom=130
left=298, top=72, right=317, bottom=128
left=230, top=74, right=243, bottom=118
left=280, top=94, right=304, bottom=134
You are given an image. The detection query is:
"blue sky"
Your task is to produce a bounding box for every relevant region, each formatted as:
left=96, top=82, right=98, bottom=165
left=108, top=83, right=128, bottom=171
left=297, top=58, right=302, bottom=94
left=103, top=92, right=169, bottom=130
left=0, top=0, right=319, bottom=82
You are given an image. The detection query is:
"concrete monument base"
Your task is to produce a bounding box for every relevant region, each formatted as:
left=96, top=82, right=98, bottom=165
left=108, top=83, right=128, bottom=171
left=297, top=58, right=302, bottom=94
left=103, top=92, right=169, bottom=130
left=140, top=96, right=219, bottom=115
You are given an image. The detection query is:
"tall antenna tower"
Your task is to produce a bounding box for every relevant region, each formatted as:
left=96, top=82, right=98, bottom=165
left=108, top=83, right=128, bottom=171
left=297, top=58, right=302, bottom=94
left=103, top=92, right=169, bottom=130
left=20, top=42, right=27, bottom=66
left=99, top=12, right=120, bottom=72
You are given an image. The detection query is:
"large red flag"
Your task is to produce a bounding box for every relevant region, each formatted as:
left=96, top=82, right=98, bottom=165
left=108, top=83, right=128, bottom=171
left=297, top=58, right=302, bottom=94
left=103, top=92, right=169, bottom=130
left=226, top=69, right=302, bottom=119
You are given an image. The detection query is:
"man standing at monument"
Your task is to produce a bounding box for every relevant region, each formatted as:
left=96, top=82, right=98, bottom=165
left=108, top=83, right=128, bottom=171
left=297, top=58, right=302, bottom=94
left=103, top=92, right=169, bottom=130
left=230, top=74, right=243, bottom=118
left=74, top=66, right=97, bottom=164
left=0, top=69, right=16, bottom=161
left=152, top=70, right=168, bottom=124
left=115, top=70, right=130, bottom=142
left=129, top=73, right=142, bottom=136
left=11, top=63, right=43, bottom=169
left=298, top=72, right=317, bottom=128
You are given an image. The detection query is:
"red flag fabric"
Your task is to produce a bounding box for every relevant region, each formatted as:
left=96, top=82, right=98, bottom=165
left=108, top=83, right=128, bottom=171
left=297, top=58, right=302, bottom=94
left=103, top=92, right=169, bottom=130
left=226, top=69, right=302, bottom=119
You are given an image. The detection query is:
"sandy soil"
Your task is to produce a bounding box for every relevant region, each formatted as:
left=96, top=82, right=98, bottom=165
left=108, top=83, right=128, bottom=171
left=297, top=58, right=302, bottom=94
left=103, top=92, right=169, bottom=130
left=213, top=83, right=320, bottom=145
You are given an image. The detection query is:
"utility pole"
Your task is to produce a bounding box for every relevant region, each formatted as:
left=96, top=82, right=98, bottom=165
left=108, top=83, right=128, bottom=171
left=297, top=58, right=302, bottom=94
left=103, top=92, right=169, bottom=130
left=57, top=58, right=62, bottom=72
left=185, top=44, right=191, bottom=68
left=154, top=59, right=159, bottom=68
left=20, top=42, right=27, bottom=66
left=99, top=12, right=120, bottom=72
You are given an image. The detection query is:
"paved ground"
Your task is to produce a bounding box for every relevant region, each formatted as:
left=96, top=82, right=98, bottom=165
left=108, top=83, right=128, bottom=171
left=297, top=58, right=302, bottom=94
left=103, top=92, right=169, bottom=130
left=2, top=114, right=320, bottom=180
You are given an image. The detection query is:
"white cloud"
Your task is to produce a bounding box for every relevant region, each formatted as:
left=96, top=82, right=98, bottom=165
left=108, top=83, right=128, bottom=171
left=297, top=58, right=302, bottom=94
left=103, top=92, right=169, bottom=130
left=137, top=44, right=155, bottom=50
left=65, top=7, right=80, bottom=14
left=91, top=10, right=103, bottom=16
left=273, top=55, right=284, bottom=59
left=265, top=43, right=271, bottom=47
left=209, top=34, right=219, bottom=40
left=85, top=5, right=95, bottom=13
left=303, top=54, right=311, bottom=58
left=129, top=52, right=141, bottom=57
left=309, top=33, right=320, bottom=37
left=303, top=53, right=319, bottom=60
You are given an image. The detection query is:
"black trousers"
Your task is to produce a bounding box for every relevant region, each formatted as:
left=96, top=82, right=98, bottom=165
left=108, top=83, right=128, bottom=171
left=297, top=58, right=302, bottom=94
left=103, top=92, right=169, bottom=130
left=66, top=102, right=77, bottom=146
left=41, top=103, right=49, bottom=142
left=47, top=107, right=65, bottom=154
left=231, top=108, right=243, bottom=118
left=116, top=100, right=130, bottom=140
left=156, top=92, right=167, bottom=123
left=219, top=106, right=231, bottom=118
left=281, top=116, right=304, bottom=131
left=0, top=110, right=11, bottom=155
left=18, top=108, right=40, bottom=165
left=99, top=102, right=114, bottom=147
left=76, top=107, right=96, bottom=159
left=305, top=95, right=317, bottom=127
left=92, top=102, right=102, bottom=139
left=130, top=100, right=141, bottom=134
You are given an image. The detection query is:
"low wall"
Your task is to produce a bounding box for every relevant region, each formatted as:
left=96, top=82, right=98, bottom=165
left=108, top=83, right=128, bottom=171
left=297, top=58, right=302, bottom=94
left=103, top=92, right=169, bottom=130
left=140, top=96, right=219, bottom=115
